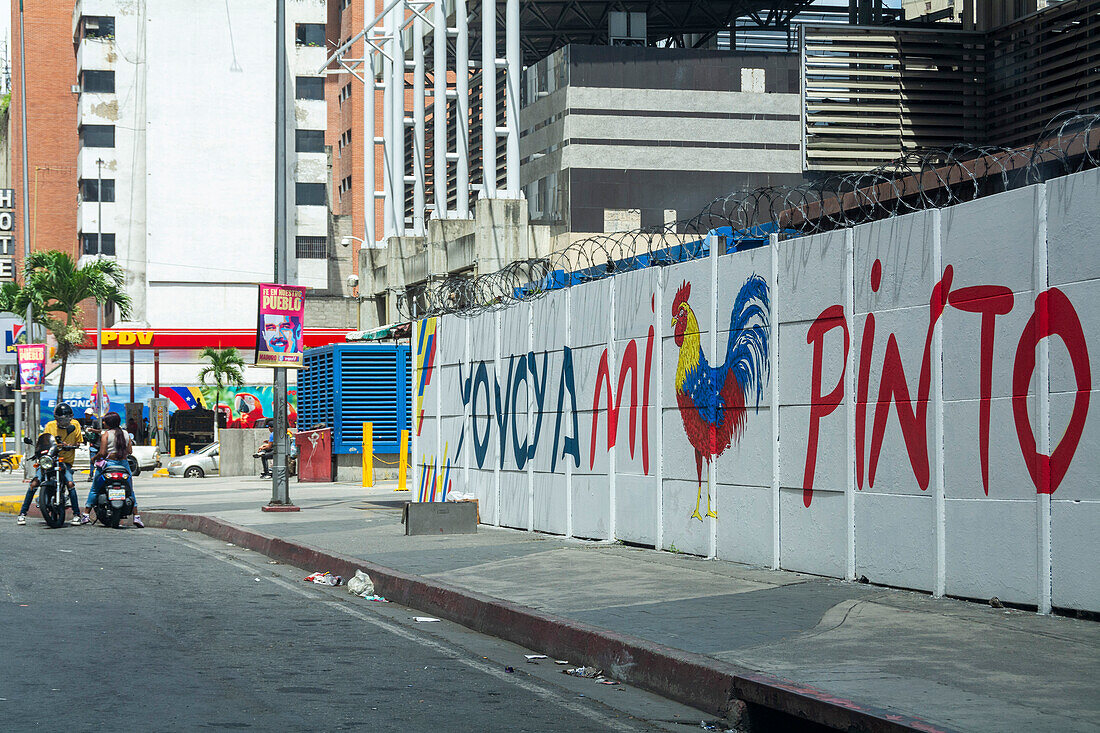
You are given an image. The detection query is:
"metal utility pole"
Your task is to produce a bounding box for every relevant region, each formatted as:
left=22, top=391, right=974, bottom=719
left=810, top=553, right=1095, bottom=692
left=17, top=0, right=32, bottom=442
left=96, top=158, right=104, bottom=428
left=270, top=0, right=291, bottom=508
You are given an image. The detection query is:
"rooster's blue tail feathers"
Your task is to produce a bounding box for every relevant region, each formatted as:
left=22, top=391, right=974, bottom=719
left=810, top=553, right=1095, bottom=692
left=724, top=274, right=770, bottom=410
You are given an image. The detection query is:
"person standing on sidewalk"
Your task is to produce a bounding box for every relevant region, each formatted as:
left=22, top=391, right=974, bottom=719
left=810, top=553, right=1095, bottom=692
left=16, top=403, right=85, bottom=526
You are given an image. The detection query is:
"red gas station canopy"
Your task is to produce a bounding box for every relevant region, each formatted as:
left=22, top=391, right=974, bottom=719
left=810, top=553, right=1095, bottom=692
left=81, top=328, right=353, bottom=350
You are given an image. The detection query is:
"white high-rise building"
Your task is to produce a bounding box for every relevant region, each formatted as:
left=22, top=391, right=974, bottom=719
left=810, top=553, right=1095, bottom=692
left=68, top=0, right=339, bottom=389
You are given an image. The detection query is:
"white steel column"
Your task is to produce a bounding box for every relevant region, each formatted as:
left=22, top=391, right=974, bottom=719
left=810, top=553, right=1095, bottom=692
left=391, top=1, right=406, bottom=235
left=504, top=0, right=519, bottom=197
left=382, top=6, right=395, bottom=238
left=432, top=0, right=447, bottom=219
left=413, top=12, right=426, bottom=235
left=456, top=0, right=470, bottom=216
left=365, top=19, right=377, bottom=247
left=481, top=0, right=496, bottom=197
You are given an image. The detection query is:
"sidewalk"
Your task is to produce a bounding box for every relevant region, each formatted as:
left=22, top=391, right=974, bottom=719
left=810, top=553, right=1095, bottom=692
left=10, top=475, right=1098, bottom=732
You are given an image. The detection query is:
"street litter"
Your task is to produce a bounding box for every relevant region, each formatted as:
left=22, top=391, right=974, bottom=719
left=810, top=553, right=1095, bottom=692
left=358, top=594, right=389, bottom=602
left=596, top=678, right=620, bottom=686
left=700, top=722, right=734, bottom=732
left=347, top=570, right=375, bottom=596
left=413, top=616, right=440, bottom=623
left=505, top=667, right=515, bottom=673
left=563, top=666, right=602, bottom=678
left=524, top=655, right=547, bottom=663
left=303, top=571, right=343, bottom=586
left=254, top=578, right=261, bottom=582
left=554, top=660, right=569, bottom=665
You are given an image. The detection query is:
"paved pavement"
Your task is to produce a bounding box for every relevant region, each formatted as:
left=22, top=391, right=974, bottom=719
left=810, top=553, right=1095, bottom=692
left=4, top=472, right=1098, bottom=731
left=0, top=519, right=711, bottom=732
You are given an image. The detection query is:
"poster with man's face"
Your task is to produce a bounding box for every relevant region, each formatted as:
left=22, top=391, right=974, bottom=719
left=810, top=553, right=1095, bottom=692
left=255, top=284, right=307, bottom=368
left=17, top=343, right=46, bottom=392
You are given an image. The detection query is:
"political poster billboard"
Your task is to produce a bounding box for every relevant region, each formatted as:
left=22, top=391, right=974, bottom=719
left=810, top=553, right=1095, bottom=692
left=17, top=343, right=46, bottom=392
left=255, top=284, right=307, bottom=369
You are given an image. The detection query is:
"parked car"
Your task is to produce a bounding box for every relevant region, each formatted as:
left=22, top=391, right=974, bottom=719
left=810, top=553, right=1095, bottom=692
left=73, top=443, right=160, bottom=477
left=166, top=442, right=219, bottom=478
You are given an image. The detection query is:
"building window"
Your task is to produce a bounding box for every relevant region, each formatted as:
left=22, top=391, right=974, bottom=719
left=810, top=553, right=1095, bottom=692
left=296, top=183, right=326, bottom=206
left=338, top=129, right=352, bottom=149
left=295, top=76, right=325, bottom=100
left=80, top=233, right=116, bottom=256
left=341, top=0, right=352, bottom=11
left=295, top=23, right=325, bottom=47
left=338, top=175, right=352, bottom=201
left=296, top=129, right=325, bottom=153
left=79, top=124, right=115, bottom=148
left=79, top=178, right=115, bottom=202
left=296, top=236, right=328, bottom=259
left=339, top=82, right=352, bottom=104
left=81, top=70, right=115, bottom=94
left=80, top=16, right=115, bottom=40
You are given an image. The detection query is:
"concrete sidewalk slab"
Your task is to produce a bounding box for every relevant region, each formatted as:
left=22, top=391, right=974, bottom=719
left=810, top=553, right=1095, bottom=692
left=8, top=474, right=1097, bottom=732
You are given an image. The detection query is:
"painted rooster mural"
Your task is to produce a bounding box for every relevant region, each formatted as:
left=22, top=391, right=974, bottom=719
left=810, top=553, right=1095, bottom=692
left=672, top=275, right=770, bottom=520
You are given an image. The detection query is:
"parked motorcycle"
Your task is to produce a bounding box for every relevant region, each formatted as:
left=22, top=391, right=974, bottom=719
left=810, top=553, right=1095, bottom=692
left=24, top=435, right=72, bottom=529
left=90, top=462, right=135, bottom=529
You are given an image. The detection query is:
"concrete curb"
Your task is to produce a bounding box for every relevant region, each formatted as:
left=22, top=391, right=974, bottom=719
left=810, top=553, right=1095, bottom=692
left=141, top=510, right=955, bottom=733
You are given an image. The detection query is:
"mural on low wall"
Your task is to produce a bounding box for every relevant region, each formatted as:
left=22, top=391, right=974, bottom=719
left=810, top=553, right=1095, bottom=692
left=672, top=276, right=770, bottom=519
left=413, top=168, right=1100, bottom=613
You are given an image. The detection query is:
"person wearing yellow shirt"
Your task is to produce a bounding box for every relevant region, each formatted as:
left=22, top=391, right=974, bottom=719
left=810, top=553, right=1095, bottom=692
left=17, top=402, right=86, bottom=526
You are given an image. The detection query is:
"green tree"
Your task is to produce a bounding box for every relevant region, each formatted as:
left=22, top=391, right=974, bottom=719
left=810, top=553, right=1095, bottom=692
left=22, top=250, right=132, bottom=401
left=197, top=347, right=245, bottom=442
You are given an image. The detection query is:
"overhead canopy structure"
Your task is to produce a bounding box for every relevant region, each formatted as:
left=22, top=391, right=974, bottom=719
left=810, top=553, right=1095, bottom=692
left=507, top=0, right=818, bottom=63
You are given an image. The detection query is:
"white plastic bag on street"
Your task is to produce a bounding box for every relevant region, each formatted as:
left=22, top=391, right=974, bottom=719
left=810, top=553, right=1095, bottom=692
left=347, top=569, right=374, bottom=596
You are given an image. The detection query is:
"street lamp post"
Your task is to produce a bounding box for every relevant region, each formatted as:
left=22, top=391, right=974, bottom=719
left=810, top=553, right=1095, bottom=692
left=96, top=158, right=104, bottom=428
left=267, top=0, right=293, bottom=510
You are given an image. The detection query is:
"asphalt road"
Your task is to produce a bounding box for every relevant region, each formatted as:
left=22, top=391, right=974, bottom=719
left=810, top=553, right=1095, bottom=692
left=0, top=520, right=710, bottom=733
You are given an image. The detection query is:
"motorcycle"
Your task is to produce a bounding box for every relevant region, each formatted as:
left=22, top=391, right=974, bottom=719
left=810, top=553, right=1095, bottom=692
left=24, top=435, right=72, bottom=529
left=90, top=461, right=135, bottom=529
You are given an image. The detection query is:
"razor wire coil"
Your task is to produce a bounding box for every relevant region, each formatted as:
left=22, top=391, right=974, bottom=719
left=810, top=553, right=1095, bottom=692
left=398, top=112, right=1100, bottom=322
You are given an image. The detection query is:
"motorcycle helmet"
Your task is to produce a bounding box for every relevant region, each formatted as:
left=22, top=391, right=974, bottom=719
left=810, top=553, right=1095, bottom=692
left=54, top=402, right=74, bottom=426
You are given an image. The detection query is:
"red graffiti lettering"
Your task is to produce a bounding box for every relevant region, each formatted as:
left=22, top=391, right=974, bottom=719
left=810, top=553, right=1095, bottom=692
left=641, top=324, right=655, bottom=475
left=1012, top=288, right=1092, bottom=494
left=867, top=266, right=953, bottom=491
left=947, top=285, right=1014, bottom=494
left=803, top=306, right=849, bottom=507
left=591, top=340, right=640, bottom=469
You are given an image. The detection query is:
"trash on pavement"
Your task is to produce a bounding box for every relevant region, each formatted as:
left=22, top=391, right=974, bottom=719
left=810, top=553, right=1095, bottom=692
left=358, top=594, right=389, bottom=602
left=524, top=654, right=547, bottom=663
left=554, top=660, right=569, bottom=665
left=347, top=569, right=374, bottom=596
left=446, top=491, right=476, bottom=502
left=413, top=616, right=440, bottom=623
left=562, top=666, right=602, bottom=678
left=595, top=678, right=620, bottom=685
left=505, top=666, right=515, bottom=673
left=699, top=722, right=734, bottom=732
left=303, top=571, right=343, bottom=586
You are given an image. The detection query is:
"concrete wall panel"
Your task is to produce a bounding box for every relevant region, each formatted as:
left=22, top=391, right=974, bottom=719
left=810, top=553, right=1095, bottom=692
left=715, top=484, right=773, bottom=567
left=615, top=474, right=658, bottom=546
left=779, top=487, right=846, bottom=577
left=945, top=498, right=1037, bottom=604
left=1051, top=500, right=1100, bottom=610
left=855, top=492, right=935, bottom=591
left=572, top=476, right=611, bottom=540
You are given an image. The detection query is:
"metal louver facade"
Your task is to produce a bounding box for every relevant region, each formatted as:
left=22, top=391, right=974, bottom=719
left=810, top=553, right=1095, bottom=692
left=299, top=344, right=411, bottom=455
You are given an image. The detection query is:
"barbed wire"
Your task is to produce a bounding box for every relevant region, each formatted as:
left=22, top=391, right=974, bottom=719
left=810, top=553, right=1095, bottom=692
left=398, top=111, right=1100, bottom=321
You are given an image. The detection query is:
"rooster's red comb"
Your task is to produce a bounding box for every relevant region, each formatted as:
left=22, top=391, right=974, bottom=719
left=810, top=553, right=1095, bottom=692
left=672, top=281, right=691, bottom=312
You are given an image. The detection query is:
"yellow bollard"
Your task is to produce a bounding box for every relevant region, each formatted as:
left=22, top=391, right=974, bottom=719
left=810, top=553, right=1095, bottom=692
left=362, top=422, right=373, bottom=488
left=185, top=446, right=190, bottom=454
left=2, top=434, right=6, bottom=452
left=170, top=438, right=176, bottom=457
left=396, top=429, right=409, bottom=491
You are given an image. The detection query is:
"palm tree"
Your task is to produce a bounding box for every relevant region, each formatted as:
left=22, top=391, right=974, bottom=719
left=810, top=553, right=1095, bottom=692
left=197, top=347, right=245, bottom=442
left=22, top=251, right=131, bottom=401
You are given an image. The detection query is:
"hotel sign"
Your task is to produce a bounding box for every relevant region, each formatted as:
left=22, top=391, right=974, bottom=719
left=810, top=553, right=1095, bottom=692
left=0, top=189, right=15, bottom=281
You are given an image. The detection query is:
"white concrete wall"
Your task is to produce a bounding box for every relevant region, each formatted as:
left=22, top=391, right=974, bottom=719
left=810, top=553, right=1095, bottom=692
left=414, top=168, right=1100, bottom=613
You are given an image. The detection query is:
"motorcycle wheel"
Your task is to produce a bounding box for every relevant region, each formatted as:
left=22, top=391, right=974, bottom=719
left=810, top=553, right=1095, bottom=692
left=40, top=490, right=66, bottom=528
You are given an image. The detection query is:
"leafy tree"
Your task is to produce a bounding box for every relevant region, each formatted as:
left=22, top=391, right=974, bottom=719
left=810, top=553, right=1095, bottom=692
left=22, top=250, right=132, bottom=401
left=197, top=347, right=245, bottom=442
